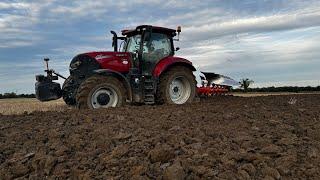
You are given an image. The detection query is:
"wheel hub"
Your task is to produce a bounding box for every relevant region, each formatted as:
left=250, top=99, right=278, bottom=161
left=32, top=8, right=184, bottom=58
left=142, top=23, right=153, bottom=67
left=97, top=93, right=110, bottom=106
left=173, top=86, right=179, bottom=93
left=169, top=76, right=191, bottom=104
left=91, top=88, right=118, bottom=108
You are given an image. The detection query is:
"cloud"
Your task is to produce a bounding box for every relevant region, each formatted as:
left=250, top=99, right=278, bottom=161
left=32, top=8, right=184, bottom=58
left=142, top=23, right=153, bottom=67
left=0, top=2, right=30, bottom=10
left=0, top=41, right=34, bottom=48
left=0, top=0, right=320, bottom=93
left=0, top=1, right=56, bottom=48
left=183, top=8, right=320, bottom=42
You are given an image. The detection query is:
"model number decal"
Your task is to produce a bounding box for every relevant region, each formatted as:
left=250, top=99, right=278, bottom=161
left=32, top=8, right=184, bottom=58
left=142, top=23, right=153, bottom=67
left=116, top=54, right=126, bottom=57
left=95, top=55, right=112, bottom=60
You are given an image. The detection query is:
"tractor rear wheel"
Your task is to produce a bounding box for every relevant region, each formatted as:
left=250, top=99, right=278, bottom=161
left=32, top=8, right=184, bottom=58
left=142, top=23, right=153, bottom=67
left=157, top=66, right=196, bottom=104
left=76, top=75, right=126, bottom=109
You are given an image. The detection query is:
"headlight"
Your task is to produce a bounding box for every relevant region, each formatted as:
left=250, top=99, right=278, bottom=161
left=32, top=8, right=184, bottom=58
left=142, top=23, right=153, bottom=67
left=69, top=61, right=82, bottom=70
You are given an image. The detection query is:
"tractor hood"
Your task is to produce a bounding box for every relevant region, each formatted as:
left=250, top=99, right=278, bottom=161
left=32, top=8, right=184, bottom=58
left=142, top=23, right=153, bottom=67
left=69, top=51, right=131, bottom=74
left=69, top=51, right=118, bottom=69
left=83, top=51, right=131, bottom=73
left=69, top=51, right=131, bottom=71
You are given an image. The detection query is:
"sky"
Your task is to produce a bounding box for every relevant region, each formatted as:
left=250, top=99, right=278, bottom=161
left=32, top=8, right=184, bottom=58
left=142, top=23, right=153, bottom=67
left=0, top=0, right=320, bottom=94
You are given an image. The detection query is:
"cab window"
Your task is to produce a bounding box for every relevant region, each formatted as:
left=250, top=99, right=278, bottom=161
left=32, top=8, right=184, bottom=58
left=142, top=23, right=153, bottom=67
left=126, top=35, right=141, bottom=53
left=142, top=33, right=172, bottom=62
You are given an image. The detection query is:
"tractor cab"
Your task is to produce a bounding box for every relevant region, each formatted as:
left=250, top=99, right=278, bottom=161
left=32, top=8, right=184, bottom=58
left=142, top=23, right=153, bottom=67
left=112, top=25, right=180, bottom=76
left=106, top=25, right=190, bottom=105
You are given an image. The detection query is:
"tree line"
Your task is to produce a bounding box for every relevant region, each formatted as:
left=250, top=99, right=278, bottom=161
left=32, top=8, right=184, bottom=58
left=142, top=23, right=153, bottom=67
left=0, top=92, right=35, bottom=99
left=233, top=86, right=320, bottom=93
left=236, top=78, right=320, bottom=93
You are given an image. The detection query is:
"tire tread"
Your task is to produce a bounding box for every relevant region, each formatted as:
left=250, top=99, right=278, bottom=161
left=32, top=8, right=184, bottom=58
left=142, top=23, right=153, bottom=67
left=76, top=75, right=126, bottom=109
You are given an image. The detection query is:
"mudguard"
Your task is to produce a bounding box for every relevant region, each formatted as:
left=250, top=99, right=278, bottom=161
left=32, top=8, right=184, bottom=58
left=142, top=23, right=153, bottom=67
left=93, top=69, right=132, bottom=101
left=153, top=56, right=196, bottom=77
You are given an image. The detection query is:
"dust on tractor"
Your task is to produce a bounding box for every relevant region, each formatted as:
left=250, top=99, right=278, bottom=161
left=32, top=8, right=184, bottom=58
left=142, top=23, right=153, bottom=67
left=35, top=25, right=238, bottom=109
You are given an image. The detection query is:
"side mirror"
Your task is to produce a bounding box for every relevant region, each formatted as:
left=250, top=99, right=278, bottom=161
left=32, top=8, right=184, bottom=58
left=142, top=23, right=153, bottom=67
left=110, top=31, right=118, bottom=52
left=175, top=47, right=180, bottom=51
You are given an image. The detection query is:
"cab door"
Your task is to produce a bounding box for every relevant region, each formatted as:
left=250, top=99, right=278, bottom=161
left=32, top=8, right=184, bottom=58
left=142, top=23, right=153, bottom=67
left=141, top=32, right=173, bottom=76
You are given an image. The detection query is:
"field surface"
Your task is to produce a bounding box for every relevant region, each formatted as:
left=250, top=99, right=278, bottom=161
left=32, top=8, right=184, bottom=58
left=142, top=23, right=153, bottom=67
left=0, top=94, right=319, bottom=179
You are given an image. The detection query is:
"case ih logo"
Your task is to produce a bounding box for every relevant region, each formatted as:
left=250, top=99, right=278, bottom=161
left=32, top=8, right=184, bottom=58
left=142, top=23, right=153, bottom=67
left=95, top=54, right=112, bottom=60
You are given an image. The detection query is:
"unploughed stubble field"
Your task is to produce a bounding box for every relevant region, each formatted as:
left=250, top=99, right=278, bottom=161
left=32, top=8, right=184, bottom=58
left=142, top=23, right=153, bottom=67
left=0, top=92, right=319, bottom=115
left=0, top=98, right=67, bottom=115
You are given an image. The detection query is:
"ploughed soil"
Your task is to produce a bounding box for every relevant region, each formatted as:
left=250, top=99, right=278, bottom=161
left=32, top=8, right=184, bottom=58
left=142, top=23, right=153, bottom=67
left=0, top=95, right=319, bottom=179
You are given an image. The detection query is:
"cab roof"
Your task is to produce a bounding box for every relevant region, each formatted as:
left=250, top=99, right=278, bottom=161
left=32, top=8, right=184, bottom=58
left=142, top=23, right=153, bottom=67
left=121, top=25, right=177, bottom=37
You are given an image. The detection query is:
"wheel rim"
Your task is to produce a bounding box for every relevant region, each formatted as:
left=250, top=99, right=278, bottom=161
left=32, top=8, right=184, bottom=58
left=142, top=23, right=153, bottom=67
left=169, top=76, right=191, bottom=104
left=90, top=87, right=118, bottom=108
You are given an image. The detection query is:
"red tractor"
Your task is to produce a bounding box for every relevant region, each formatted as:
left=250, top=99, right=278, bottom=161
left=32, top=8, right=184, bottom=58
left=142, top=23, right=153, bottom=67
left=35, top=25, right=238, bottom=109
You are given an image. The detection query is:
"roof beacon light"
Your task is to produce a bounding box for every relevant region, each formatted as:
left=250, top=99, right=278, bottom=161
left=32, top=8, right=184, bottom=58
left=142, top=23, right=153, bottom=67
left=177, top=26, right=181, bottom=34
left=44, top=58, right=50, bottom=71
left=176, top=26, right=181, bottom=41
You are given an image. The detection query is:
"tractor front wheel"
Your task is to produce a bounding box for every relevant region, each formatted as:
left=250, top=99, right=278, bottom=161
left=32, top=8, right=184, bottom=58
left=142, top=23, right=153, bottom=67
left=62, top=76, right=77, bottom=106
left=76, top=75, right=126, bottom=109
left=157, top=66, right=196, bottom=104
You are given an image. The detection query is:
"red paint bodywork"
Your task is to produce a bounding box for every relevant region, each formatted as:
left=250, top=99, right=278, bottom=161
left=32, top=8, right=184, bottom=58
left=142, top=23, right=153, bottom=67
left=84, top=52, right=195, bottom=77
left=152, top=56, right=194, bottom=77
left=85, top=51, right=132, bottom=73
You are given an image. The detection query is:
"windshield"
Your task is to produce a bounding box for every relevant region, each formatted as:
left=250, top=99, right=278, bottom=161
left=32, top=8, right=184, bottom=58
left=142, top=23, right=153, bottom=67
left=126, top=35, right=141, bottom=53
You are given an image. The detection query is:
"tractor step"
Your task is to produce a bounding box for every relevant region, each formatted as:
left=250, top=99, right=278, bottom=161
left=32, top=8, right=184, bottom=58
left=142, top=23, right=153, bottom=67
left=143, top=75, right=156, bottom=104
left=144, top=94, right=155, bottom=104
left=144, top=85, right=154, bottom=90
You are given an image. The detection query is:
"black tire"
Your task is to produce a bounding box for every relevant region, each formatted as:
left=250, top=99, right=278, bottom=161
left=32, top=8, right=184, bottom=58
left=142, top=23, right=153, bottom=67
left=62, top=76, right=77, bottom=106
left=156, top=66, right=196, bottom=104
left=76, top=75, right=126, bottom=109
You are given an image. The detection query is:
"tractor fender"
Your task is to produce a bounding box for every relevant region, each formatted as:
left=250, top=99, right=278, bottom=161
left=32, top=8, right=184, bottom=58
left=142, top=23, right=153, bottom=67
left=153, top=56, right=196, bottom=77
left=93, top=69, right=132, bottom=102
